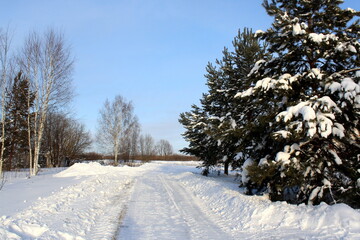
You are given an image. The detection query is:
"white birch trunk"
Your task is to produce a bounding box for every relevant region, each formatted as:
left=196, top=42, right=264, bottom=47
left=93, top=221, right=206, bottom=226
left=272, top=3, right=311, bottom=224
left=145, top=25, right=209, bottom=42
left=20, top=30, right=73, bottom=176
left=114, top=140, right=119, bottom=165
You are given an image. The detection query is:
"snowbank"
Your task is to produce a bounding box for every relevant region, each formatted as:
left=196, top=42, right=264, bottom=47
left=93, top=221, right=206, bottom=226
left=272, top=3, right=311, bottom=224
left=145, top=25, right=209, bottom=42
left=0, top=163, right=137, bottom=239
left=55, top=162, right=122, bottom=177
left=174, top=171, right=360, bottom=239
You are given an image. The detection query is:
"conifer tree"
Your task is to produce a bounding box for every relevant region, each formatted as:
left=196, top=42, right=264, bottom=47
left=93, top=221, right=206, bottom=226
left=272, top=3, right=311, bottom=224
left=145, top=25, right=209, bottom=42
left=179, top=105, right=219, bottom=175
left=238, top=0, right=360, bottom=207
left=4, top=72, right=35, bottom=169
left=180, top=28, right=267, bottom=174
left=203, top=28, right=268, bottom=174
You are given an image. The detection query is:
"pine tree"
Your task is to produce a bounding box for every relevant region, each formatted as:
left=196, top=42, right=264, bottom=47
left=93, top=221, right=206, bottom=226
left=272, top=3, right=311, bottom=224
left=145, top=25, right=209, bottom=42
left=180, top=28, right=267, bottom=175
left=3, top=72, right=35, bottom=169
left=179, top=105, right=219, bottom=175
left=239, top=0, right=360, bottom=207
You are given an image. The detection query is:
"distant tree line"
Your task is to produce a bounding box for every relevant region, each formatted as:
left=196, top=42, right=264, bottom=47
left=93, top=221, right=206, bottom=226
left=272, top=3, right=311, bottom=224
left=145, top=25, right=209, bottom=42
left=96, top=95, right=175, bottom=164
left=0, top=28, right=92, bottom=177
left=180, top=0, right=359, bottom=208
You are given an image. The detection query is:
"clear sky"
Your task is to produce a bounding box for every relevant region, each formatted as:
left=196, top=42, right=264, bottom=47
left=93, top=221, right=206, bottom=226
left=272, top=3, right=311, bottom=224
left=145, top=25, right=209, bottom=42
left=1, top=0, right=359, bottom=153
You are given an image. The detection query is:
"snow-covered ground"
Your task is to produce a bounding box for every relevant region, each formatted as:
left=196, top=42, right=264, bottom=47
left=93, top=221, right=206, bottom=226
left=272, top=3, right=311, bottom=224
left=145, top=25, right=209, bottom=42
left=0, top=161, right=359, bottom=239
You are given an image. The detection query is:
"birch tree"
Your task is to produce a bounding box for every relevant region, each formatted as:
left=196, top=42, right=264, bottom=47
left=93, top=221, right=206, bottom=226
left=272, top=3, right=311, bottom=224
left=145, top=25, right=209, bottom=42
left=120, top=119, right=140, bottom=161
left=156, top=139, right=173, bottom=156
left=96, top=95, right=138, bottom=165
left=139, top=134, right=156, bottom=157
left=18, top=29, right=74, bottom=175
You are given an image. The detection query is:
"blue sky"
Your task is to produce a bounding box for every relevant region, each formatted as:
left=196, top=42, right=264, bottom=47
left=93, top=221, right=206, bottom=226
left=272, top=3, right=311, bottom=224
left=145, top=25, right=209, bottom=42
left=1, top=0, right=359, bottom=152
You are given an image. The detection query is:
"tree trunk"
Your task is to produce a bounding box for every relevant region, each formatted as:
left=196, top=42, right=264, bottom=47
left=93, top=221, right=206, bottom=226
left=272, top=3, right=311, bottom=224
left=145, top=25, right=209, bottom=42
left=224, top=161, right=229, bottom=175
left=114, top=141, right=119, bottom=165
left=7, top=141, right=15, bottom=170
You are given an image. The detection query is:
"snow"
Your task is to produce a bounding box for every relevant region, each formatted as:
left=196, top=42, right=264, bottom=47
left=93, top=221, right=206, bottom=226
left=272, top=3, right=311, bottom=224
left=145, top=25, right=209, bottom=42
left=348, top=45, right=357, bottom=53
left=327, top=77, right=360, bottom=107
left=308, top=33, right=338, bottom=43
left=335, top=42, right=346, bottom=52
left=346, top=7, right=356, bottom=13
left=332, top=123, right=345, bottom=138
left=230, top=118, right=236, bottom=129
left=241, top=159, right=253, bottom=184
left=299, top=105, right=316, bottom=121
left=236, top=73, right=297, bottom=98
left=254, top=30, right=265, bottom=37
left=275, top=151, right=291, bottom=165
left=292, top=23, right=306, bottom=35
left=309, top=33, right=324, bottom=43
left=342, top=78, right=360, bottom=93
left=308, top=68, right=323, bottom=79
left=329, top=149, right=343, bottom=165
left=308, top=187, right=322, bottom=205
left=315, top=96, right=341, bottom=112
left=55, top=162, right=120, bottom=177
left=276, top=96, right=346, bottom=138
left=317, top=112, right=333, bottom=137
left=247, top=59, right=265, bottom=76
left=1, top=162, right=360, bottom=239
left=273, top=130, right=292, bottom=139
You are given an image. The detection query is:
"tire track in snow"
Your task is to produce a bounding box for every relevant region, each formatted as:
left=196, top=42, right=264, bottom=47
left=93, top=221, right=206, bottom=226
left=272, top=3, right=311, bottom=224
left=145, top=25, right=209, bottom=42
left=0, top=173, right=135, bottom=239
left=89, top=180, right=135, bottom=240
left=159, top=174, right=231, bottom=240
left=117, top=172, right=231, bottom=240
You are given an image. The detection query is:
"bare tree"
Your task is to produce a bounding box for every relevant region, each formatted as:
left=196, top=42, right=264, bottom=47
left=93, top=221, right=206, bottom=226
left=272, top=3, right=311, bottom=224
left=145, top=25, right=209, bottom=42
left=18, top=29, right=74, bottom=175
left=43, top=112, right=92, bottom=167
left=156, top=139, right=173, bottom=157
left=120, top=119, right=140, bottom=161
left=139, top=134, right=156, bottom=157
left=96, top=95, right=137, bottom=165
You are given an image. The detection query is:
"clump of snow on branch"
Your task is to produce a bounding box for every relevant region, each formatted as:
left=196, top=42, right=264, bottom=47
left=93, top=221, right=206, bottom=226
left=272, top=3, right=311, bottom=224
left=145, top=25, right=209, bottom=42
left=241, top=158, right=254, bottom=184
left=307, top=68, right=323, bottom=80
left=308, top=33, right=338, bottom=44
left=254, top=30, right=265, bottom=38
left=276, top=97, right=343, bottom=138
left=335, top=42, right=359, bottom=53
left=308, top=178, right=335, bottom=205
left=326, top=77, right=360, bottom=108
left=273, top=130, right=292, bottom=139
left=292, top=23, right=306, bottom=36
left=247, top=59, right=266, bottom=76
left=329, top=149, right=343, bottom=165
left=235, top=73, right=299, bottom=98
left=275, top=144, right=300, bottom=169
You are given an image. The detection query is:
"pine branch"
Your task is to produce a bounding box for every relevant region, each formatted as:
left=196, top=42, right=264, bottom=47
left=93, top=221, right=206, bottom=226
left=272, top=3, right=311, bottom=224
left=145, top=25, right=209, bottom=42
left=330, top=68, right=360, bottom=77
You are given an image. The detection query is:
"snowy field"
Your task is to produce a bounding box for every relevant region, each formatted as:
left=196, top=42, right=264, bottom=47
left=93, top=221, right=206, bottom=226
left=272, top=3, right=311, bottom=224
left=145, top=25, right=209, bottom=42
left=0, top=161, right=359, bottom=239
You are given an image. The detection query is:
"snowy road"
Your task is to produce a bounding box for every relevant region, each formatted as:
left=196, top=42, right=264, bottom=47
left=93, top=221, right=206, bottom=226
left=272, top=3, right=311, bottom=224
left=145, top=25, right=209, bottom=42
left=0, top=161, right=359, bottom=239
left=118, top=172, right=229, bottom=240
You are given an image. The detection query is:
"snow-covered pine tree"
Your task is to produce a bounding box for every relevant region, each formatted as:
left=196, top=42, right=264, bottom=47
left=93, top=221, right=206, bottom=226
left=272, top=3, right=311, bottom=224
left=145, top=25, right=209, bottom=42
left=203, top=28, right=268, bottom=174
left=201, top=52, right=236, bottom=174
left=179, top=105, right=219, bottom=175
left=180, top=28, right=267, bottom=175
left=239, top=0, right=360, bottom=207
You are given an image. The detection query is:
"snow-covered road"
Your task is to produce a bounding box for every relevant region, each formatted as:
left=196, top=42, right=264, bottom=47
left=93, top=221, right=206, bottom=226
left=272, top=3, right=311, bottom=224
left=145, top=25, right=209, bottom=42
left=118, top=172, right=229, bottom=240
left=0, top=161, right=359, bottom=240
